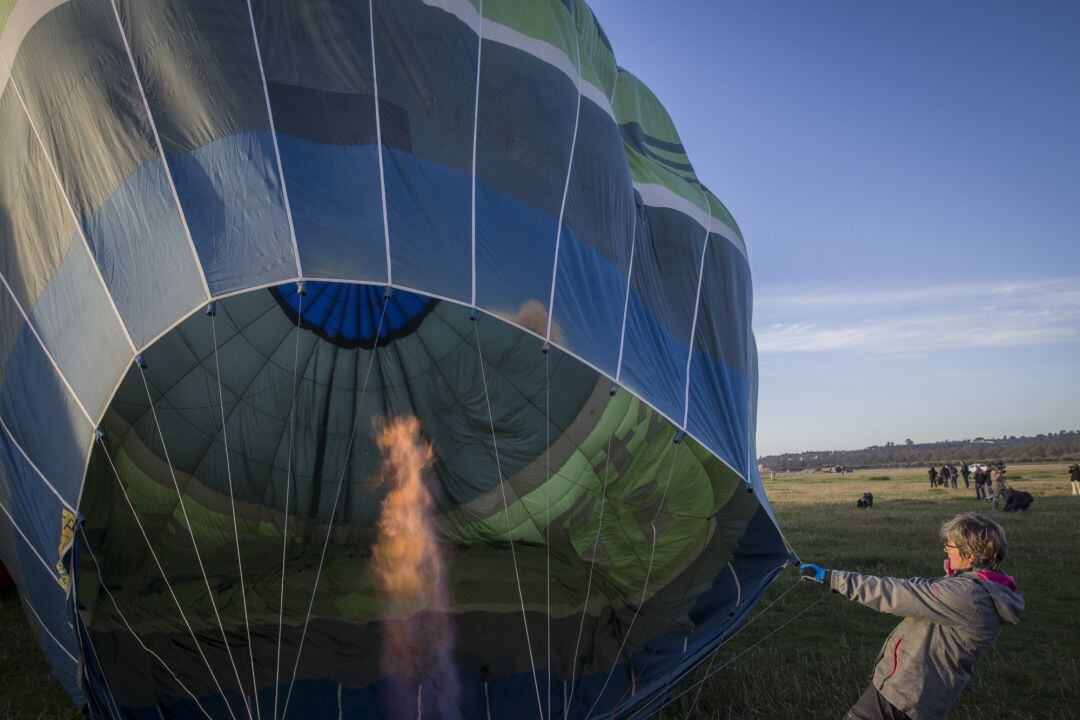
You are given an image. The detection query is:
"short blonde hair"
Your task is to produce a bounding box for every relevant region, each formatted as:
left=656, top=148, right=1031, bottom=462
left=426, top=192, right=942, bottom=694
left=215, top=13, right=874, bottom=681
left=940, top=513, right=1007, bottom=569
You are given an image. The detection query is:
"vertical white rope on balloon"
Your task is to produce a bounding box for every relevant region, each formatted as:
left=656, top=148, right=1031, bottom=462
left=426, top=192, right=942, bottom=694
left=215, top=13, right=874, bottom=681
left=543, top=12, right=583, bottom=349
left=544, top=346, right=552, bottom=720
left=472, top=315, right=546, bottom=720
left=370, top=0, right=393, bottom=286
left=211, top=308, right=262, bottom=720
left=135, top=365, right=253, bottom=720
left=273, top=289, right=305, bottom=720
left=470, top=0, right=484, bottom=309
left=609, top=62, right=637, bottom=388
left=280, top=297, right=390, bottom=720
left=95, top=435, right=240, bottom=720
left=613, top=211, right=637, bottom=385
left=105, top=0, right=211, bottom=302
left=244, top=0, right=302, bottom=279
left=682, top=192, right=712, bottom=431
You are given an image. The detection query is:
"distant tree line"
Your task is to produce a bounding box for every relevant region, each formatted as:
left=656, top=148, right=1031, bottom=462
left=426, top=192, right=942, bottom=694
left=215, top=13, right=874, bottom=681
left=759, top=430, right=1080, bottom=472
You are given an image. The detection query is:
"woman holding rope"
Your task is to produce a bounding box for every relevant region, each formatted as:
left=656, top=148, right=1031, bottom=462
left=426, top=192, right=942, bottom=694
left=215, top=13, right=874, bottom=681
left=800, top=513, right=1023, bottom=720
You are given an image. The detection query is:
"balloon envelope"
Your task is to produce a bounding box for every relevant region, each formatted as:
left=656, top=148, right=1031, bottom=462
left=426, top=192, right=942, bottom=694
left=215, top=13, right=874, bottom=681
left=0, top=1, right=788, bottom=718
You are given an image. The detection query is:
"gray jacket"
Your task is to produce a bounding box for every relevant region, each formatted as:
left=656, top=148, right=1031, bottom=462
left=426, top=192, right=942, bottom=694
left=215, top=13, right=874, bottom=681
left=830, top=567, right=1023, bottom=720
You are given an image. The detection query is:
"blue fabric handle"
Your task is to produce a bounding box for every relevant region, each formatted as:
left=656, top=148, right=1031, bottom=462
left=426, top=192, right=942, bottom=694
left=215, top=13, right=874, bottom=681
left=799, top=563, right=829, bottom=584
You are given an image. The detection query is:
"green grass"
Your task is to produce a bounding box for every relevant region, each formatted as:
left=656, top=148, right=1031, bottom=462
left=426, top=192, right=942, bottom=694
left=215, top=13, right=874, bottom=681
left=2, top=463, right=1077, bottom=718
left=658, top=463, right=1080, bottom=719
left=0, top=590, right=80, bottom=720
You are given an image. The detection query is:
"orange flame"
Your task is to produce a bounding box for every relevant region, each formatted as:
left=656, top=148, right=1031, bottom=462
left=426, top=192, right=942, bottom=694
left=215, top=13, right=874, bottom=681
left=372, top=416, right=459, bottom=718
left=373, top=416, right=437, bottom=607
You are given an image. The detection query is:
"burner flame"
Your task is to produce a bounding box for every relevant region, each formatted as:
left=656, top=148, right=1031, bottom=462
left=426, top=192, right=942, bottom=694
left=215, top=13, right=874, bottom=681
left=373, top=416, right=460, bottom=719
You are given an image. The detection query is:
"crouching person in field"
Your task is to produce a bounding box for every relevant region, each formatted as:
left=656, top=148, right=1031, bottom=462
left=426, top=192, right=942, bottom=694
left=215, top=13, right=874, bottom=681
left=799, top=513, right=1023, bottom=720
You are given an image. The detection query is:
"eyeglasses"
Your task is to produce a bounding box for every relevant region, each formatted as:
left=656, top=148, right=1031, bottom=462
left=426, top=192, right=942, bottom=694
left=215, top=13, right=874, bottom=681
left=944, top=543, right=960, bottom=551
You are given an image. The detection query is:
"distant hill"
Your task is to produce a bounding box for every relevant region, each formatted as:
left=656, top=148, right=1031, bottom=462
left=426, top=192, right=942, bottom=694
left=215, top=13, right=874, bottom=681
left=759, top=430, right=1080, bottom=472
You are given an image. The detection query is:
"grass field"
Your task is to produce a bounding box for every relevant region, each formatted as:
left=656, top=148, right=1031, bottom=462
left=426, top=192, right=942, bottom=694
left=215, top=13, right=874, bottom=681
left=2, top=463, right=1077, bottom=719
left=658, top=462, right=1080, bottom=719
left=0, top=588, right=81, bottom=720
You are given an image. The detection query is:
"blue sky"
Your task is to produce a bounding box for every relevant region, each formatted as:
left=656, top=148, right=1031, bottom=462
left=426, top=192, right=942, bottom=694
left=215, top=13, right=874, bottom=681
left=589, top=0, right=1080, bottom=455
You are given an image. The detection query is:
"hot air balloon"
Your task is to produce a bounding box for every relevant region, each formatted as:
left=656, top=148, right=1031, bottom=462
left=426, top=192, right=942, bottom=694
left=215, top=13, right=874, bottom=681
left=0, top=1, right=791, bottom=718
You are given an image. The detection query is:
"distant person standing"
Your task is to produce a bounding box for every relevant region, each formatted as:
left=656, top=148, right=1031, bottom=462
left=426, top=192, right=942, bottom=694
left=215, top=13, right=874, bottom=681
left=929, top=465, right=939, bottom=489
left=974, top=465, right=987, bottom=500
left=949, top=464, right=958, bottom=489
left=991, top=464, right=1007, bottom=509
left=960, top=461, right=971, bottom=489
left=1069, top=463, right=1080, bottom=496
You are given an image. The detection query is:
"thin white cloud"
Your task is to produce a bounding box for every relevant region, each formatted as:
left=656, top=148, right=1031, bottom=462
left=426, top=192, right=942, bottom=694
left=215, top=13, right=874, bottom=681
left=754, top=277, right=1080, bottom=353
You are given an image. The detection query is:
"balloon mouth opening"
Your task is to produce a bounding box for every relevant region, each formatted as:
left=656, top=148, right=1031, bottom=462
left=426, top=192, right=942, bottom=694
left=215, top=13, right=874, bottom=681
left=74, top=282, right=778, bottom=719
